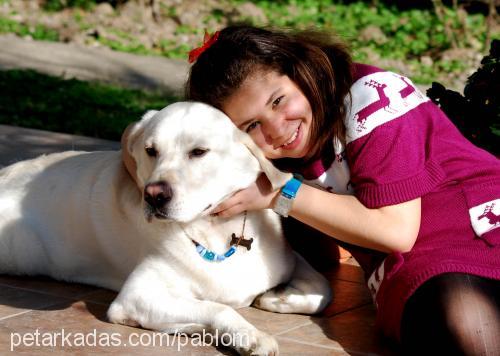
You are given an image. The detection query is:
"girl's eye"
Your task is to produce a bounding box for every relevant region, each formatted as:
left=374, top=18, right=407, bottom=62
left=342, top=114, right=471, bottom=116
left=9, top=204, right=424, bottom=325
left=272, top=96, right=284, bottom=108
left=145, top=146, right=157, bottom=157
left=246, top=121, right=260, bottom=133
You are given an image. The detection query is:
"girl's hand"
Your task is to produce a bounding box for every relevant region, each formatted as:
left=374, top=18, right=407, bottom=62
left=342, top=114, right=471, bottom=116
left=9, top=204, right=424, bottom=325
left=211, top=173, right=280, bottom=218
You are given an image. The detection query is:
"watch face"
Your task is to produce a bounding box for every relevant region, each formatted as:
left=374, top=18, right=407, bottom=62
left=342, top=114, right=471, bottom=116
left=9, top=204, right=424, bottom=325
left=282, top=177, right=302, bottom=198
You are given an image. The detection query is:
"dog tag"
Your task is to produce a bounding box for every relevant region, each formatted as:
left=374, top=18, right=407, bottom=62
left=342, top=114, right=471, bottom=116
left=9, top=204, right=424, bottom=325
left=230, top=233, right=253, bottom=250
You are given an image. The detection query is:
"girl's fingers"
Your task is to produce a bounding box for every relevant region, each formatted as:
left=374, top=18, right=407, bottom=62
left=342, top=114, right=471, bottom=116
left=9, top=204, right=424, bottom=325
left=211, top=192, right=243, bottom=215
left=215, top=203, right=245, bottom=218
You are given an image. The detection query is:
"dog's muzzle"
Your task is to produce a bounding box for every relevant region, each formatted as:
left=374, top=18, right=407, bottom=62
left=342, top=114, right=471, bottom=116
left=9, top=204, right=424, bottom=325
left=144, top=181, right=173, bottom=218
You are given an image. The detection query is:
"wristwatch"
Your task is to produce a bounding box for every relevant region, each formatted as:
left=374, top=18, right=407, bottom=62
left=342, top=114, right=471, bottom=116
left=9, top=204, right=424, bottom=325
left=272, top=175, right=303, bottom=218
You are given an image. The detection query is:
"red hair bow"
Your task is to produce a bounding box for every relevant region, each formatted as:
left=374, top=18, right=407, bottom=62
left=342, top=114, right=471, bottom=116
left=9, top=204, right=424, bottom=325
left=188, top=30, right=220, bottom=63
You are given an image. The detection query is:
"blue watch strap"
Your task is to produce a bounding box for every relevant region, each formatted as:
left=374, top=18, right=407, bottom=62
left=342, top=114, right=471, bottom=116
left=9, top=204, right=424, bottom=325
left=281, top=176, right=302, bottom=199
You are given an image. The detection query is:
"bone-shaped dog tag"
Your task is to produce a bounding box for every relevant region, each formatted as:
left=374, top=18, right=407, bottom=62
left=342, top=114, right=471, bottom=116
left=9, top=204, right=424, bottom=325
left=230, top=233, right=253, bottom=250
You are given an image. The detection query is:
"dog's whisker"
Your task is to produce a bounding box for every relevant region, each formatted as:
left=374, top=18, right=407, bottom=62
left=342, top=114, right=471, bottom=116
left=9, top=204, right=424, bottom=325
left=154, top=212, right=168, bottom=219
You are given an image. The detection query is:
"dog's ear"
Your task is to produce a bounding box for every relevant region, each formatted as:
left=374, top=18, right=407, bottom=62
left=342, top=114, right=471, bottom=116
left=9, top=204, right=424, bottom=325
left=121, top=110, right=158, bottom=187
left=235, top=130, right=293, bottom=190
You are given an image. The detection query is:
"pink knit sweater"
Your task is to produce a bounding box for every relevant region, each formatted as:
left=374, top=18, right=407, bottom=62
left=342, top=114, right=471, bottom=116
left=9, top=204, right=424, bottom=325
left=298, top=63, right=500, bottom=340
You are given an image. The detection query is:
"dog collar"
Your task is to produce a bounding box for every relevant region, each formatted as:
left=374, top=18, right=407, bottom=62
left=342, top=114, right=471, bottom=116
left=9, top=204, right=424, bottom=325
left=193, top=242, right=237, bottom=262
left=190, top=212, right=253, bottom=262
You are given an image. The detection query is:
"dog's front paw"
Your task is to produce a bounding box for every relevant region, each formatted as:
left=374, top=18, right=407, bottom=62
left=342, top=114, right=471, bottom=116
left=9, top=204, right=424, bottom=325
left=107, top=302, right=141, bottom=328
left=253, top=282, right=330, bottom=315
left=253, top=288, right=293, bottom=313
left=239, top=330, right=278, bottom=356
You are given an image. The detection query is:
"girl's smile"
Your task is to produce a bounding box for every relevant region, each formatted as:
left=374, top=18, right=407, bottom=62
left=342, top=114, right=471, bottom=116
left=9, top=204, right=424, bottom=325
left=274, top=122, right=302, bottom=150
left=221, top=70, right=313, bottom=160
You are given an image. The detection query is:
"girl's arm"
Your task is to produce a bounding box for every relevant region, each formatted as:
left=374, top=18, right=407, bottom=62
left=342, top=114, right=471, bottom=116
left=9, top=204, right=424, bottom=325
left=292, top=183, right=420, bottom=253
left=212, top=174, right=420, bottom=254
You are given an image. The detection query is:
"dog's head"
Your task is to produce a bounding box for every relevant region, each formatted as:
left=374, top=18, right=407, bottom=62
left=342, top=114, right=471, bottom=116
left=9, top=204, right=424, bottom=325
left=122, top=102, right=292, bottom=223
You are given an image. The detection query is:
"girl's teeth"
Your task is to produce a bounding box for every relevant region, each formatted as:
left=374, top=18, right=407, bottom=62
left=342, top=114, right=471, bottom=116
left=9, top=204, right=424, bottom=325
left=282, top=128, right=298, bottom=147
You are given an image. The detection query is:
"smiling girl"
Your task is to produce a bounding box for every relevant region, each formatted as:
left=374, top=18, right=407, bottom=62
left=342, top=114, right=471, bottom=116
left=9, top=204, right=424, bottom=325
left=185, top=25, right=500, bottom=354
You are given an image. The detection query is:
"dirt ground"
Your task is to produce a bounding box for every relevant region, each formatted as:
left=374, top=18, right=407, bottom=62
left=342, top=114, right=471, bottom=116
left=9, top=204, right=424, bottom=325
left=0, top=0, right=489, bottom=92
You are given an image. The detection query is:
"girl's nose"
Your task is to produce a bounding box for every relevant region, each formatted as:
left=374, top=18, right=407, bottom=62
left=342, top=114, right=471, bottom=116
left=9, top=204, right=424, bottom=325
left=262, top=113, right=286, bottom=141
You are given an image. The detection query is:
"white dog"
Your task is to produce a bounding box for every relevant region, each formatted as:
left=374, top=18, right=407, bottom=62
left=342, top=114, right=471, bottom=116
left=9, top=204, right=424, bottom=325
left=0, top=102, right=331, bottom=355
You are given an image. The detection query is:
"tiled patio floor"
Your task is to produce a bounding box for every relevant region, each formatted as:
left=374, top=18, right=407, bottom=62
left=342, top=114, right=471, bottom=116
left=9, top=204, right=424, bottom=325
left=0, top=125, right=399, bottom=355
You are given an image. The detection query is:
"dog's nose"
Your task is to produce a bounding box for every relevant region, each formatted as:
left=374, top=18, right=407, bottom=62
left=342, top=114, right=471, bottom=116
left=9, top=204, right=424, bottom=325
left=144, top=181, right=173, bottom=209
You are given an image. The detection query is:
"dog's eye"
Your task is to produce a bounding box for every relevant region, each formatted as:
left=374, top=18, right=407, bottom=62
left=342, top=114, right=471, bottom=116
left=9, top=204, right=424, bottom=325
left=145, top=146, right=157, bottom=157
left=189, top=148, right=209, bottom=159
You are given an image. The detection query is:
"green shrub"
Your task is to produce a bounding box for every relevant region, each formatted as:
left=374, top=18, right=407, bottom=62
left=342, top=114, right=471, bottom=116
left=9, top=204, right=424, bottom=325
left=43, top=0, right=98, bottom=11
left=427, top=40, right=499, bottom=155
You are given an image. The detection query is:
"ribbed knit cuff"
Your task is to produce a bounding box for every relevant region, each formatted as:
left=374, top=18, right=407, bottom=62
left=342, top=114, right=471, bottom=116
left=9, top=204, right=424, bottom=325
left=356, top=159, right=446, bottom=208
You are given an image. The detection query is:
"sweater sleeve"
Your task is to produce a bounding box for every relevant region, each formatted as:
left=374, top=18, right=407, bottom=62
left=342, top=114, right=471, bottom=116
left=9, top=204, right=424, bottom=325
left=345, top=71, right=446, bottom=208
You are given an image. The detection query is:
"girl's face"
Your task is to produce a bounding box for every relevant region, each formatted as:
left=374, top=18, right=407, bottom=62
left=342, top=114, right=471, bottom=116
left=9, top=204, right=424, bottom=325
left=221, top=70, right=313, bottom=160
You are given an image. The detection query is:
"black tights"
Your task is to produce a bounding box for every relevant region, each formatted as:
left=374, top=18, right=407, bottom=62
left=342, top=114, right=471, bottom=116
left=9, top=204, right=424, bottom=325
left=401, top=273, right=500, bottom=356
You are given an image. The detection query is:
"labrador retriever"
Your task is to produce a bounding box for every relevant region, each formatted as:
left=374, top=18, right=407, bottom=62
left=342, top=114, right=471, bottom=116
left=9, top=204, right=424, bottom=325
left=0, top=102, right=331, bottom=355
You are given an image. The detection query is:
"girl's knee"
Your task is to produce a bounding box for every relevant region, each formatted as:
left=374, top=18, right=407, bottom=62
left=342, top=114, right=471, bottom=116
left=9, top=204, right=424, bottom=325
left=401, top=273, right=500, bottom=355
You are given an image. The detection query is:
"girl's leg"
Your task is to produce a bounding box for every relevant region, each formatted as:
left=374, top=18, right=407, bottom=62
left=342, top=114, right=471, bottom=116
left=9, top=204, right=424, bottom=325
left=400, top=273, right=500, bottom=356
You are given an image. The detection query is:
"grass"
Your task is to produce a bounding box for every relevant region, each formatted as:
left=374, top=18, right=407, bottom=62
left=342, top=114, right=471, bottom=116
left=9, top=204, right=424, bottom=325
left=0, top=1, right=496, bottom=146
left=0, top=1, right=497, bottom=85
left=0, top=17, right=59, bottom=42
left=0, top=70, right=177, bottom=141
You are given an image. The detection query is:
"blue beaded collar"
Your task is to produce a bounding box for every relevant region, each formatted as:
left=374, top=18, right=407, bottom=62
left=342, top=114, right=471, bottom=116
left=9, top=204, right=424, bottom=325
left=193, top=241, right=237, bottom=262
left=191, top=212, right=253, bottom=262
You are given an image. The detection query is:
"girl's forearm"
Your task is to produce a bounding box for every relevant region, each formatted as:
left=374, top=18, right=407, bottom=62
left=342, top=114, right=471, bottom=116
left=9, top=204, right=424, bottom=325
left=288, top=183, right=421, bottom=253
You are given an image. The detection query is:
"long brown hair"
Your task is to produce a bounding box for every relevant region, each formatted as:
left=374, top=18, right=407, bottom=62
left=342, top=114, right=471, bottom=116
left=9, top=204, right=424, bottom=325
left=185, top=25, right=353, bottom=170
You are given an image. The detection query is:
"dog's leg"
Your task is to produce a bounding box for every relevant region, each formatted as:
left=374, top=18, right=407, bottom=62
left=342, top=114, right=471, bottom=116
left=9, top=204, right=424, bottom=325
left=107, top=266, right=278, bottom=355
left=253, top=253, right=332, bottom=314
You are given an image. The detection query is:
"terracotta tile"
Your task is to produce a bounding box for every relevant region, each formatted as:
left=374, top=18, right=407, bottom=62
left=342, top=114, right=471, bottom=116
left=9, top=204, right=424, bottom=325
left=237, top=306, right=312, bottom=335
left=0, top=290, right=391, bottom=355
left=0, top=275, right=100, bottom=299
left=340, top=256, right=361, bottom=267
left=0, top=300, right=224, bottom=355
left=276, top=335, right=349, bottom=355
left=81, top=289, right=118, bottom=305
left=235, top=271, right=372, bottom=335
left=279, top=305, right=398, bottom=355
left=0, top=285, right=72, bottom=319
left=322, top=263, right=366, bottom=284
left=320, top=279, right=372, bottom=317
left=0, top=274, right=385, bottom=355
